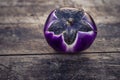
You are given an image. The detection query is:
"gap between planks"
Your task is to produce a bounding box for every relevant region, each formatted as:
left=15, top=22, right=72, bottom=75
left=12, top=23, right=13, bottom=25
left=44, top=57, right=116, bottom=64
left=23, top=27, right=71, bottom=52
left=0, top=51, right=119, bottom=56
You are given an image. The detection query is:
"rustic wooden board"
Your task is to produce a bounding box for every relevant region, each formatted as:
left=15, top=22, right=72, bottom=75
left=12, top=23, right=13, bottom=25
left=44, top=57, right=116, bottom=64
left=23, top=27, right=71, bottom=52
left=0, top=53, right=120, bottom=80
left=0, top=23, right=119, bottom=54
left=0, top=0, right=119, bottom=54
left=0, top=0, right=120, bottom=80
left=0, top=0, right=119, bottom=24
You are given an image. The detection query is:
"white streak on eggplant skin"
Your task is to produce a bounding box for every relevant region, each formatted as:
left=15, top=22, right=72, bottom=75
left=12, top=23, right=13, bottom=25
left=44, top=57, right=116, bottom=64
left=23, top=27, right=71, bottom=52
left=65, top=31, right=94, bottom=52
left=46, top=20, right=56, bottom=29
left=84, top=20, right=94, bottom=31
left=53, top=10, right=58, bottom=19
left=78, top=31, right=94, bottom=36
left=82, top=12, right=97, bottom=31
left=46, top=31, right=62, bottom=38
left=46, top=20, right=65, bottom=38
left=45, top=32, right=67, bottom=52
left=45, top=10, right=58, bottom=31
left=62, top=33, right=79, bottom=52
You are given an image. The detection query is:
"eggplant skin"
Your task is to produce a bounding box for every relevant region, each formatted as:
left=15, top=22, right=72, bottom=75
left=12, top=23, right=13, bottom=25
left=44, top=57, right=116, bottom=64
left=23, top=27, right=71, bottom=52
left=44, top=8, right=97, bottom=53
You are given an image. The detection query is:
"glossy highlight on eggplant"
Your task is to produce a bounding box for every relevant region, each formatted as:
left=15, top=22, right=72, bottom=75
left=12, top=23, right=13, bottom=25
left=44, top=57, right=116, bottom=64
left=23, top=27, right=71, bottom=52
left=44, top=8, right=97, bottom=53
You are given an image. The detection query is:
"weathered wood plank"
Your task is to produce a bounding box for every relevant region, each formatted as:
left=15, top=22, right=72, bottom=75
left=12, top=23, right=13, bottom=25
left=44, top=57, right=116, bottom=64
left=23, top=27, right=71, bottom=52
left=0, top=0, right=119, bottom=24
left=0, top=23, right=53, bottom=54
left=0, top=0, right=119, bottom=80
left=0, top=16, right=45, bottom=24
left=0, top=0, right=119, bottom=7
left=0, top=23, right=119, bottom=54
left=0, top=6, right=49, bottom=16
left=0, top=1, right=119, bottom=53
left=0, top=1, right=56, bottom=7
left=0, top=5, right=119, bottom=16
left=0, top=53, right=119, bottom=80
left=0, top=16, right=119, bottom=24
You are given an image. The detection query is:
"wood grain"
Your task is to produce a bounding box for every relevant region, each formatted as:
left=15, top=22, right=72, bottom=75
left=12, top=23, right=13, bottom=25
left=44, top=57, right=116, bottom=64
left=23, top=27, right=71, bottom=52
left=0, top=0, right=119, bottom=54
left=0, top=53, right=120, bottom=80
left=0, top=0, right=120, bottom=80
left=0, top=23, right=119, bottom=54
left=0, top=0, right=119, bottom=24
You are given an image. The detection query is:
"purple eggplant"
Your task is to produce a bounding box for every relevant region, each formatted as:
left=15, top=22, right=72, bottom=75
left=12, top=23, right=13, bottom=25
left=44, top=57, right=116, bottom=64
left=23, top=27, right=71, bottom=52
left=44, top=8, right=97, bottom=53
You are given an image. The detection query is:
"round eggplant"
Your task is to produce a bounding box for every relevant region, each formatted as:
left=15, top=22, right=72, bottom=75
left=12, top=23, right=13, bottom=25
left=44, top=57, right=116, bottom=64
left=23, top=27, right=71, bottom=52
left=44, top=8, right=97, bottom=53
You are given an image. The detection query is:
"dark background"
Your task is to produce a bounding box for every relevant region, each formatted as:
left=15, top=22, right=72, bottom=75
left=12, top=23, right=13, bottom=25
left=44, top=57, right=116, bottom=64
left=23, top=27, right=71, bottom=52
left=0, top=0, right=120, bottom=80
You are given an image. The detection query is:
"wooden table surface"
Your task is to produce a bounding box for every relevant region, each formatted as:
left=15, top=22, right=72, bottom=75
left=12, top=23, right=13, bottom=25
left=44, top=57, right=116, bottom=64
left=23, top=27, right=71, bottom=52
left=0, top=0, right=120, bottom=80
